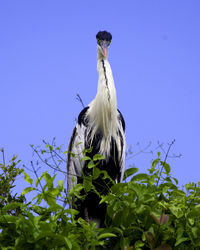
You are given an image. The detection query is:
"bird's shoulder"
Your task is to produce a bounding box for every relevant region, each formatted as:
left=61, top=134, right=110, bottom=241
left=117, top=109, right=125, bottom=131
left=78, top=106, right=89, bottom=126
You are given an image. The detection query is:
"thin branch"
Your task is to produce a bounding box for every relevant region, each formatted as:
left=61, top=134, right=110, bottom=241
left=31, top=161, right=43, bottom=191
left=156, top=139, right=176, bottom=187
left=0, top=147, right=5, bottom=165
left=23, top=164, right=34, bottom=173
left=126, top=141, right=155, bottom=160
left=42, top=140, right=67, bottom=162
left=156, top=141, right=182, bottom=159
left=126, top=140, right=181, bottom=162
left=30, top=145, right=67, bottom=174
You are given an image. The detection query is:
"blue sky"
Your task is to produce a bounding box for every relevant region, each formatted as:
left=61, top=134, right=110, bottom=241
left=0, top=1, right=200, bottom=194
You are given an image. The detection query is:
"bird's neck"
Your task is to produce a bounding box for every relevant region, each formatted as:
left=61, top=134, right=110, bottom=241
left=88, top=58, right=118, bottom=156
left=96, top=58, right=117, bottom=107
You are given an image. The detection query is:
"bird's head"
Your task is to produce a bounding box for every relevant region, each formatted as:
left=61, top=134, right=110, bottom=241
left=96, top=31, right=112, bottom=59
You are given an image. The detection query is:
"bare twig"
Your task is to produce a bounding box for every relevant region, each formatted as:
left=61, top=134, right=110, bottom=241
left=0, top=147, right=5, bottom=165
left=23, top=164, right=34, bottom=173
left=31, top=161, right=43, bottom=191
left=42, top=140, right=66, bottom=163
left=126, top=140, right=181, bottom=161
left=126, top=141, right=152, bottom=160
left=30, top=144, right=67, bottom=175
left=156, top=141, right=182, bottom=159
left=156, top=139, right=176, bottom=187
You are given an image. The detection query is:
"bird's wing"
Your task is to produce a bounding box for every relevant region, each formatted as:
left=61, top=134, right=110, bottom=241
left=117, top=109, right=126, bottom=182
left=67, top=107, right=89, bottom=193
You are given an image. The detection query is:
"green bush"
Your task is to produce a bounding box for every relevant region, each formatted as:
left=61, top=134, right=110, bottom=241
left=0, top=144, right=200, bottom=249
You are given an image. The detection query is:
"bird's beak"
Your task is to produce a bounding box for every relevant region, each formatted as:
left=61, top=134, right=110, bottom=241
left=100, top=41, right=109, bottom=57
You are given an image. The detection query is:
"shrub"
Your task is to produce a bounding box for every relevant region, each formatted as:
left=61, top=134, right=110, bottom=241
left=0, top=143, right=200, bottom=249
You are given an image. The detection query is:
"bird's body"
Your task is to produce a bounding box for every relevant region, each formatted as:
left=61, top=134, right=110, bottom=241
left=67, top=31, right=126, bottom=227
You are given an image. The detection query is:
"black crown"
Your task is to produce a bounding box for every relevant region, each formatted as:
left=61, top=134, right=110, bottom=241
left=96, top=31, right=112, bottom=42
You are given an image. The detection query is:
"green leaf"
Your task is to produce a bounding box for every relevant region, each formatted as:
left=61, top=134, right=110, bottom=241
left=44, top=191, right=56, bottom=206
left=23, top=172, right=33, bottom=185
left=64, top=237, right=72, bottom=249
left=69, top=184, right=84, bottom=198
left=81, top=156, right=91, bottom=161
left=83, top=147, right=93, bottom=154
left=88, top=160, right=96, bottom=168
left=93, top=154, right=105, bottom=161
left=134, top=240, right=145, bottom=248
left=191, top=226, right=198, bottom=238
left=57, top=180, right=64, bottom=190
left=185, top=183, right=191, bottom=191
left=169, top=205, right=184, bottom=218
left=111, top=227, right=123, bottom=235
left=42, top=172, right=55, bottom=189
left=35, top=176, right=42, bottom=187
left=135, top=204, right=149, bottom=214
left=2, top=202, right=22, bottom=214
left=151, top=158, right=160, bottom=169
left=83, top=177, right=93, bottom=192
left=0, top=215, right=18, bottom=223
left=65, top=151, right=76, bottom=157
left=123, top=167, right=138, bottom=180
left=22, top=187, right=37, bottom=195
left=131, top=173, right=148, bottom=182
left=161, top=161, right=171, bottom=174
left=93, top=167, right=100, bottom=179
left=111, top=183, right=127, bottom=194
left=100, top=195, right=112, bottom=204
left=172, top=177, right=178, bottom=185
left=34, top=193, right=43, bottom=205
left=187, top=205, right=200, bottom=218
left=170, top=190, right=186, bottom=197
left=175, top=237, right=189, bottom=246
left=97, top=233, right=116, bottom=240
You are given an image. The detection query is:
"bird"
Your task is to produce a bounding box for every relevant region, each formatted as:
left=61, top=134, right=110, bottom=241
left=67, top=31, right=126, bottom=227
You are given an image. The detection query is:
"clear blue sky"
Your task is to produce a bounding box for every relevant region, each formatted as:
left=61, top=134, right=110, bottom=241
left=0, top=1, right=200, bottom=194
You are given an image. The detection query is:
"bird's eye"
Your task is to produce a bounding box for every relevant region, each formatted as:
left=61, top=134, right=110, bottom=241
left=107, top=41, right=111, bottom=46
left=97, top=39, right=101, bottom=45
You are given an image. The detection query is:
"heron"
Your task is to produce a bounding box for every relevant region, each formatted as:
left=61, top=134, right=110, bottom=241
left=67, top=31, right=126, bottom=227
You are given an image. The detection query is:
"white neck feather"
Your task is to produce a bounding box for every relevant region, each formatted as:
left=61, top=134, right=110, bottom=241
left=88, top=54, right=119, bottom=156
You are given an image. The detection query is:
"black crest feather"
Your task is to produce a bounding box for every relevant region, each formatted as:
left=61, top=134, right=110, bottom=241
left=96, top=31, right=112, bottom=42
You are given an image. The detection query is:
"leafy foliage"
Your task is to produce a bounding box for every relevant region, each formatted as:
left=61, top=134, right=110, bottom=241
left=1, top=143, right=200, bottom=249
left=0, top=151, right=25, bottom=216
